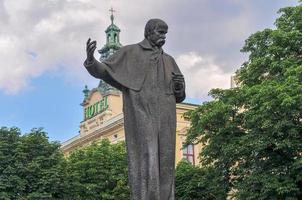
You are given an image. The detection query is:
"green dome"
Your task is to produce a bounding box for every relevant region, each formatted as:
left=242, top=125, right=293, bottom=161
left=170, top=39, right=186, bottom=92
left=105, top=24, right=120, bottom=33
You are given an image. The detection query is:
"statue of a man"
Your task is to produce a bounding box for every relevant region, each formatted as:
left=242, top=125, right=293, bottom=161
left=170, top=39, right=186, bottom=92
left=84, top=19, right=185, bottom=200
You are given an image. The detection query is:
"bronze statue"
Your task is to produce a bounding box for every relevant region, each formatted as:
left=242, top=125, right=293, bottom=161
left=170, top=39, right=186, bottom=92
left=84, top=19, right=185, bottom=200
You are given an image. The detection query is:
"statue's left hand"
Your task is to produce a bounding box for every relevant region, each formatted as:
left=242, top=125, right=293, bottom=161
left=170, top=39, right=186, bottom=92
left=172, top=72, right=184, bottom=91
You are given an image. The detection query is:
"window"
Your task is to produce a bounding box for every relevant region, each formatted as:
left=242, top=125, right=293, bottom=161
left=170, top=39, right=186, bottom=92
left=114, top=33, right=117, bottom=42
left=182, top=144, right=195, bottom=165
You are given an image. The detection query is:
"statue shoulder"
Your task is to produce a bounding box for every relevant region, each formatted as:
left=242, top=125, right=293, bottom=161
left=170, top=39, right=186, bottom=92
left=120, top=44, right=136, bottom=50
left=118, top=44, right=139, bottom=54
left=163, top=52, right=172, bottom=57
left=163, top=52, right=177, bottom=64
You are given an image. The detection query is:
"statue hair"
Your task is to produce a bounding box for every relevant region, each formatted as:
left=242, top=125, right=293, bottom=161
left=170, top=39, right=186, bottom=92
left=144, top=19, right=168, bottom=38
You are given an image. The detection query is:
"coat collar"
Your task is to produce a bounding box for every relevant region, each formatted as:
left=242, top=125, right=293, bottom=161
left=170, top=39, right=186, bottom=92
left=138, top=38, right=163, bottom=53
left=138, top=38, right=154, bottom=50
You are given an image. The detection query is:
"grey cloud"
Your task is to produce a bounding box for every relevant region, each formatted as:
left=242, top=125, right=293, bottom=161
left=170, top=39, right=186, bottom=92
left=163, top=0, right=299, bottom=70
left=0, top=0, right=299, bottom=97
left=0, top=1, right=9, bottom=26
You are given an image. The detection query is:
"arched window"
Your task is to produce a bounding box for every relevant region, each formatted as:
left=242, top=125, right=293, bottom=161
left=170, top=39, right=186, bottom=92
left=114, top=33, right=117, bottom=42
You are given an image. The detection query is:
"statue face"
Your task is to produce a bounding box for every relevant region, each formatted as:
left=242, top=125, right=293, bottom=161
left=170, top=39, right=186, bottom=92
left=148, top=25, right=167, bottom=48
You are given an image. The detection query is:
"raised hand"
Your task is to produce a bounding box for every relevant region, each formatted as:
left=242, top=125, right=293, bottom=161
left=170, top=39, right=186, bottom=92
left=86, top=38, right=97, bottom=64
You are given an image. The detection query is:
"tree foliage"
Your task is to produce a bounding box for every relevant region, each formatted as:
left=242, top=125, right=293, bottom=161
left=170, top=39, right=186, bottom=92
left=65, top=140, right=130, bottom=200
left=0, top=127, right=67, bottom=200
left=0, top=127, right=130, bottom=200
left=185, top=3, right=302, bottom=199
left=175, top=160, right=228, bottom=200
left=0, top=127, right=234, bottom=200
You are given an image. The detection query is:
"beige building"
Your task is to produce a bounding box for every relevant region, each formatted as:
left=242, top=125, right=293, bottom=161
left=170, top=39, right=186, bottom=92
left=61, top=88, right=200, bottom=165
left=61, top=13, right=201, bottom=165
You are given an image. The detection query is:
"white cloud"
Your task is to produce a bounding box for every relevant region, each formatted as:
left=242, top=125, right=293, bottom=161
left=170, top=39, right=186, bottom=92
left=0, top=35, right=39, bottom=94
left=0, top=0, right=298, bottom=95
left=0, top=0, right=103, bottom=94
left=176, top=52, right=232, bottom=100
left=0, top=0, right=174, bottom=94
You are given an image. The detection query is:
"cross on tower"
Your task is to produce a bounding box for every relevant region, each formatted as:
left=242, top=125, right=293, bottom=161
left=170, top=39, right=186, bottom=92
left=109, top=7, right=116, bottom=24
left=109, top=7, right=115, bottom=15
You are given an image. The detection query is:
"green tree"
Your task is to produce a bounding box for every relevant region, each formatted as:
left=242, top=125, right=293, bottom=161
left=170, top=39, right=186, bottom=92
left=185, top=3, right=302, bottom=199
left=65, top=140, right=129, bottom=200
left=175, top=160, right=228, bottom=200
left=0, top=127, right=67, bottom=200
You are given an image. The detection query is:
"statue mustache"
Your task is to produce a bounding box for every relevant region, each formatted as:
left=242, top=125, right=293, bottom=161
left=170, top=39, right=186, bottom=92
left=157, top=38, right=165, bottom=43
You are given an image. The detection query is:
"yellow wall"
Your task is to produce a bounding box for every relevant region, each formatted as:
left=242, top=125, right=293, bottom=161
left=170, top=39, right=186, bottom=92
left=62, top=90, right=202, bottom=166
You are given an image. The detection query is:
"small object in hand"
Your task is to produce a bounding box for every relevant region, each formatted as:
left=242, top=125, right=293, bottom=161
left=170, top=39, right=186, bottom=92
left=174, top=82, right=182, bottom=90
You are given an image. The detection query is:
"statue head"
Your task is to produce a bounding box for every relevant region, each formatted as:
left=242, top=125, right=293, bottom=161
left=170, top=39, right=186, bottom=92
left=144, top=19, right=168, bottom=48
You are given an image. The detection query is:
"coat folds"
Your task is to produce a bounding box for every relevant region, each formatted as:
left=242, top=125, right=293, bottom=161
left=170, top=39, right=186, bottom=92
left=84, top=38, right=186, bottom=200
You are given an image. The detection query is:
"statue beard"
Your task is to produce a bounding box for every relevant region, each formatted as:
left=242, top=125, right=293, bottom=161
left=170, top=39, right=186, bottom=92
left=156, top=39, right=165, bottom=47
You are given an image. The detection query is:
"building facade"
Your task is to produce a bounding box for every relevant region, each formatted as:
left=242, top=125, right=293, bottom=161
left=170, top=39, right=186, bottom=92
left=61, top=13, right=201, bottom=165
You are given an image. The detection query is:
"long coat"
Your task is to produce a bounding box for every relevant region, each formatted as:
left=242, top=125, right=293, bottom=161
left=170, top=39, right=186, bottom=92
left=85, top=39, right=186, bottom=200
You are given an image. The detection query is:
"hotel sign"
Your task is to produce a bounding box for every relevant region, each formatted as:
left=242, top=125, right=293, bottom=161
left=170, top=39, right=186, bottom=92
left=84, top=96, right=109, bottom=120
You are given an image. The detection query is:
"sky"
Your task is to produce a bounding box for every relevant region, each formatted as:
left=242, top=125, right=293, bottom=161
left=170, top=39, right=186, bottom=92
left=0, top=0, right=300, bottom=142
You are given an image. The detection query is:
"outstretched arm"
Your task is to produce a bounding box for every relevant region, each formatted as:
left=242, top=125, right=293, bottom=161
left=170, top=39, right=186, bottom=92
left=84, top=38, right=107, bottom=79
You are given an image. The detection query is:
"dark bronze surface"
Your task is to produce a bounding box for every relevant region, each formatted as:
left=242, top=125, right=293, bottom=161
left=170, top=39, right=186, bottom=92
left=84, top=19, right=186, bottom=200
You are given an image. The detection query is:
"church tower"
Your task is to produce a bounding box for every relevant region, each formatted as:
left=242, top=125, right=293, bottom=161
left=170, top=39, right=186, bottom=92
left=97, top=8, right=122, bottom=94
left=81, top=9, right=122, bottom=115
left=98, top=8, right=122, bottom=60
